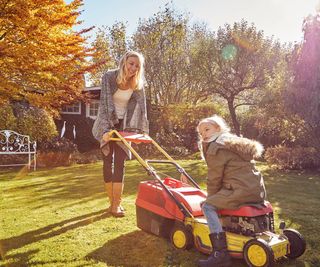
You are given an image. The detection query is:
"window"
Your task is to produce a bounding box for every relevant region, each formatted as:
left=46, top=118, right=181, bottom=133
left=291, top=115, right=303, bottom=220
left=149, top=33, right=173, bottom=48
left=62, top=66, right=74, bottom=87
left=61, top=102, right=81, bottom=114
left=86, top=100, right=99, bottom=119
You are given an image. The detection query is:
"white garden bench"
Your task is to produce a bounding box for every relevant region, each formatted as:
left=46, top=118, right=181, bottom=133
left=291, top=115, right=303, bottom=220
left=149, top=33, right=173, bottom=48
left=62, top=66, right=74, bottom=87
left=0, top=130, right=37, bottom=170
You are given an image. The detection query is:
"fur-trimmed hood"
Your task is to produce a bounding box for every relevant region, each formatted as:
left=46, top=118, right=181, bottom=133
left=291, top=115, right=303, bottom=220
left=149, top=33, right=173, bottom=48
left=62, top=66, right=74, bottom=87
left=208, top=133, right=264, bottom=160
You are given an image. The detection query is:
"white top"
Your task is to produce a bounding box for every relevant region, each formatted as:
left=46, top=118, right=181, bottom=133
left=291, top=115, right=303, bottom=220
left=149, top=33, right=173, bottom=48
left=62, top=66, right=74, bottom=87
left=113, top=88, right=133, bottom=119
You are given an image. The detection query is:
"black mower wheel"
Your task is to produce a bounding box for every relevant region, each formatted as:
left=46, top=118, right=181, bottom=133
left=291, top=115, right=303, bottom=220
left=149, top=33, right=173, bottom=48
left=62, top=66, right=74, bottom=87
left=283, top=229, right=306, bottom=259
left=243, top=238, right=275, bottom=267
left=170, top=223, right=194, bottom=250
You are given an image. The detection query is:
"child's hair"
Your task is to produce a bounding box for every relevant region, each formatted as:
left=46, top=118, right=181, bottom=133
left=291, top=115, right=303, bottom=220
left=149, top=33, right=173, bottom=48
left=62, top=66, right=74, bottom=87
left=197, top=115, right=230, bottom=159
left=117, top=51, right=145, bottom=90
left=197, top=115, right=230, bottom=134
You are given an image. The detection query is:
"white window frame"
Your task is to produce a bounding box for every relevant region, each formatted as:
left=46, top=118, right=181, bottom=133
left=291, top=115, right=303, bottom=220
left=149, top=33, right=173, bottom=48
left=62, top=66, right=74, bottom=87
left=61, top=102, right=81, bottom=115
left=86, top=100, right=99, bottom=119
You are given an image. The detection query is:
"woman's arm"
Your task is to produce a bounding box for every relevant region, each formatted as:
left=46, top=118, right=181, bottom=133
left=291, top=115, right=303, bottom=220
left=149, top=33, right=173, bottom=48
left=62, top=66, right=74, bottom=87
left=99, top=72, right=115, bottom=130
left=140, top=87, right=149, bottom=134
left=92, top=71, right=115, bottom=142
left=134, top=87, right=149, bottom=134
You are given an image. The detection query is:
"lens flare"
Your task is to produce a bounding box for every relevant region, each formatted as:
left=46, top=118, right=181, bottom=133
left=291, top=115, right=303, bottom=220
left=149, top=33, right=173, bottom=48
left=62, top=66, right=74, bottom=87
left=14, top=165, right=30, bottom=179
left=232, top=32, right=256, bottom=52
left=222, top=44, right=237, bottom=60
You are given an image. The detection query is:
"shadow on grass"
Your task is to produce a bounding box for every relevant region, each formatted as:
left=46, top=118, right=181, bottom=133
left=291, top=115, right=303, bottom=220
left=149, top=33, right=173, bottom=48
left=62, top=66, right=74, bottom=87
left=1, top=209, right=109, bottom=255
left=86, top=229, right=311, bottom=267
left=1, top=163, right=106, bottom=209
left=3, top=250, right=90, bottom=267
left=86, top=230, right=168, bottom=267
left=1, top=249, right=39, bottom=267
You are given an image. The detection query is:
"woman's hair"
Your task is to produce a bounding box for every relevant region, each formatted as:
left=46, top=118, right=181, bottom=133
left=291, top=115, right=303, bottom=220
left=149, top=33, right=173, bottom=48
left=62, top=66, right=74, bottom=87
left=116, top=51, right=145, bottom=90
left=197, top=115, right=230, bottom=134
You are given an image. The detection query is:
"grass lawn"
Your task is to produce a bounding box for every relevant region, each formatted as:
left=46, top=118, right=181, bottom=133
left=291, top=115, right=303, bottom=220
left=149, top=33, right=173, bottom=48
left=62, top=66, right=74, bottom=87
left=0, top=160, right=319, bottom=267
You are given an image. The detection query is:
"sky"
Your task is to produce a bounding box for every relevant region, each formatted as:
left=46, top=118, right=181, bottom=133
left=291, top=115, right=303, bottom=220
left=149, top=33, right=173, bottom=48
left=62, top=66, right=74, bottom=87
left=73, top=0, right=320, bottom=44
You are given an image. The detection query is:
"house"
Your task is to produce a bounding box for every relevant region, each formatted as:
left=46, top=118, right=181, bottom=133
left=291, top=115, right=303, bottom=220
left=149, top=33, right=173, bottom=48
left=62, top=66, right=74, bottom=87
left=56, top=86, right=101, bottom=152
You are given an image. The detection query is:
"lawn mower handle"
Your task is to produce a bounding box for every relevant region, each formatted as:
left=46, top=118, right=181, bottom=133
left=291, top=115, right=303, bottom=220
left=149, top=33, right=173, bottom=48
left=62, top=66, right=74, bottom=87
left=107, top=130, right=194, bottom=218
left=145, top=160, right=201, bottom=189
left=146, top=165, right=194, bottom=219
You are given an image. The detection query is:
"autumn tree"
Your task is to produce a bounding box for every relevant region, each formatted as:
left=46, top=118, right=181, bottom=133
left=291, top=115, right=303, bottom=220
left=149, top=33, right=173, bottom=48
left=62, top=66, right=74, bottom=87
left=0, top=0, right=94, bottom=114
left=195, top=20, right=282, bottom=135
left=89, top=22, right=127, bottom=86
left=286, top=14, right=320, bottom=151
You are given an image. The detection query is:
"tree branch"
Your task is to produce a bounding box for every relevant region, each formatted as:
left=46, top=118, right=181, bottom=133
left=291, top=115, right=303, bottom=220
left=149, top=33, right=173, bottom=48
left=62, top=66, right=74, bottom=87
left=0, top=31, right=7, bottom=41
left=234, top=102, right=256, bottom=108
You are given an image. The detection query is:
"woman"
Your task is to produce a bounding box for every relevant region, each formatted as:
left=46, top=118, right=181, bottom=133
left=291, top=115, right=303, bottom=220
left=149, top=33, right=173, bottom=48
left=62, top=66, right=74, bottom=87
left=92, top=51, right=149, bottom=217
left=197, top=115, right=266, bottom=267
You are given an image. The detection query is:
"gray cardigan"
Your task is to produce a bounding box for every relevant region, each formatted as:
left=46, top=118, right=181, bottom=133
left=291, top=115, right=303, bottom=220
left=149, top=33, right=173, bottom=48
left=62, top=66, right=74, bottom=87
left=92, top=69, right=149, bottom=151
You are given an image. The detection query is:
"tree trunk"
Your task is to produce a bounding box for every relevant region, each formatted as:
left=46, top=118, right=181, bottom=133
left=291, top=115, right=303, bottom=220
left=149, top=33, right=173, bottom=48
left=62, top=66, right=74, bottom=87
left=227, top=99, right=240, bottom=136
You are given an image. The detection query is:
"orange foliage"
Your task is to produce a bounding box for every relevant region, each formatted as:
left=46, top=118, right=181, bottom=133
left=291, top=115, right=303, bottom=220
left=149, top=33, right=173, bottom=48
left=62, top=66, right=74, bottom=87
left=0, top=0, right=96, bottom=114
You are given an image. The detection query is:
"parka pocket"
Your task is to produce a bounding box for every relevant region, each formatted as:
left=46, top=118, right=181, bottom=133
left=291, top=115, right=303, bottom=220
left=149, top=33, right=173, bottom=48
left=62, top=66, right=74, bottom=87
left=218, top=188, right=233, bottom=197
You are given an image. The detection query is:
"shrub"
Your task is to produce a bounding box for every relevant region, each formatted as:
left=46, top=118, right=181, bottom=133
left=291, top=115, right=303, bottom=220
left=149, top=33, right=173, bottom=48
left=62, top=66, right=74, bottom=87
left=38, top=137, right=78, bottom=153
left=150, top=102, right=222, bottom=153
left=166, top=146, right=190, bottom=157
left=0, top=104, right=17, bottom=130
left=186, top=151, right=203, bottom=160
left=73, top=149, right=102, bottom=164
left=265, top=145, right=320, bottom=170
left=15, top=104, right=57, bottom=142
left=0, top=103, right=57, bottom=143
left=37, top=137, right=78, bottom=167
left=0, top=154, right=28, bottom=166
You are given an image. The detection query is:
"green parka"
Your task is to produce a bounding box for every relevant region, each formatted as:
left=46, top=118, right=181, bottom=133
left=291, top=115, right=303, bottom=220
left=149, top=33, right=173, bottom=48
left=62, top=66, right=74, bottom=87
left=203, top=133, right=267, bottom=210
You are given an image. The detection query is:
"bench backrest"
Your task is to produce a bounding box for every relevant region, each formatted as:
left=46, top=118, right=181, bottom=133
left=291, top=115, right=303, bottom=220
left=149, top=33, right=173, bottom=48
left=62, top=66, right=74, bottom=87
left=0, top=130, right=34, bottom=154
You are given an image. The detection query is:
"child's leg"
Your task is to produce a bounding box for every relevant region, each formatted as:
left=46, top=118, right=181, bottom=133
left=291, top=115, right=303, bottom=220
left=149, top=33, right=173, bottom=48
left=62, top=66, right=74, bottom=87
left=199, top=202, right=231, bottom=267
left=202, top=202, right=223, bottom=233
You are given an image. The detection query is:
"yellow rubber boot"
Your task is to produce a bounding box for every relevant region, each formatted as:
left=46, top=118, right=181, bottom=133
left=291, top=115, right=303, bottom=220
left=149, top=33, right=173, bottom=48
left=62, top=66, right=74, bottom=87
left=104, top=182, right=113, bottom=213
left=111, top=182, right=125, bottom=217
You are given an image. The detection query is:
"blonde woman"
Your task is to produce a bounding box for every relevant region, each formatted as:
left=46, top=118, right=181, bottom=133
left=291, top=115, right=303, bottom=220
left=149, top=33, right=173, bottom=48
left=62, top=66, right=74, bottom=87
left=92, top=51, right=149, bottom=217
left=197, top=115, right=266, bottom=267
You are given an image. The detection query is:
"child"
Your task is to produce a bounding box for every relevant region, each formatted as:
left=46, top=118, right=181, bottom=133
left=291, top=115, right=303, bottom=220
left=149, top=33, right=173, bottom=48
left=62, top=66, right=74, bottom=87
left=197, top=115, right=266, bottom=267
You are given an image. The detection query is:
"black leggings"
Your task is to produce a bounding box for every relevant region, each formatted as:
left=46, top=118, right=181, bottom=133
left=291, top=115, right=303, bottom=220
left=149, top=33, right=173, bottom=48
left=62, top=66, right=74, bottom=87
left=102, top=121, right=127, bottom=183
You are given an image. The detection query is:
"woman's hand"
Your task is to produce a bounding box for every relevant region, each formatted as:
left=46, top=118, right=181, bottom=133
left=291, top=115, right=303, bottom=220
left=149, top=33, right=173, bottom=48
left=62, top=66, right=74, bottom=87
left=102, top=132, right=111, bottom=143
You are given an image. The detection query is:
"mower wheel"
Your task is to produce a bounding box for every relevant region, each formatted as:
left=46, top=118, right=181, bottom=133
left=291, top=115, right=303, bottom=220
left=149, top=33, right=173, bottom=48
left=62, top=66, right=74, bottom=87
left=283, top=229, right=306, bottom=259
left=243, top=238, right=275, bottom=267
left=170, top=223, right=194, bottom=250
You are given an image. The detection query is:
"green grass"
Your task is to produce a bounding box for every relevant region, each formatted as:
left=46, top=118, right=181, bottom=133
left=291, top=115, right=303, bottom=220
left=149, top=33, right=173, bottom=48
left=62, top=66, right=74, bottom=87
left=0, top=160, right=319, bottom=267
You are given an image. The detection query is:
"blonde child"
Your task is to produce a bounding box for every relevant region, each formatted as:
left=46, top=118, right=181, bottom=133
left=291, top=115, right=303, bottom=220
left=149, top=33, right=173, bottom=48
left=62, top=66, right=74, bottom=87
left=197, top=115, right=266, bottom=267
